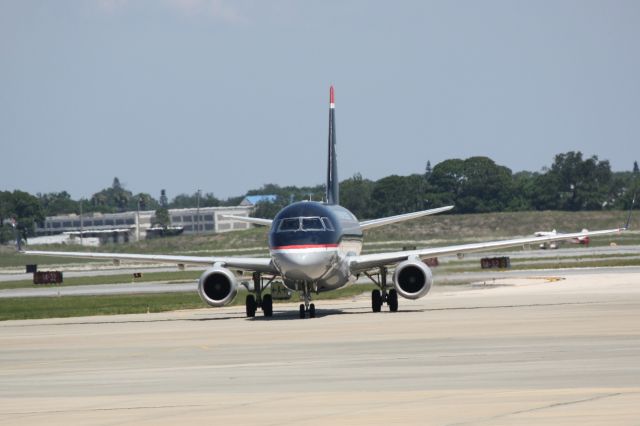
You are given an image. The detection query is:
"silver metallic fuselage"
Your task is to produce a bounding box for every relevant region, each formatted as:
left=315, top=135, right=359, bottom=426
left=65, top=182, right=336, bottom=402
left=267, top=201, right=363, bottom=292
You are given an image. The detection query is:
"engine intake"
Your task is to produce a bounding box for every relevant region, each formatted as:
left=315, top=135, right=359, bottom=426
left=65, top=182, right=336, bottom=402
left=392, top=259, right=433, bottom=300
left=197, top=267, right=238, bottom=307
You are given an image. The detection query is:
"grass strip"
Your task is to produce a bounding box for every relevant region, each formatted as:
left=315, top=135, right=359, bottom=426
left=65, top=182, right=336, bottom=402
left=0, top=284, right=377, bottom=321
left=0, top=270, right=202, bottom=290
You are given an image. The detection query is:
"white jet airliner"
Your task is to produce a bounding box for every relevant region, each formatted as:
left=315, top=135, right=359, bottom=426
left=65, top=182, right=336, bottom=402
left=24, top=87, right=629, bottom=318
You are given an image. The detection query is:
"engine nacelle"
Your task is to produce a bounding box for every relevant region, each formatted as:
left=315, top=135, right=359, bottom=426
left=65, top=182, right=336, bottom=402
left=197, top=267, right=238, bottom=307
left=392, top=259, right=433, bottom=300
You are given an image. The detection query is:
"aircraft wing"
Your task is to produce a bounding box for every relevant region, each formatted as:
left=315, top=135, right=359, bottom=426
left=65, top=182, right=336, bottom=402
left=221, top=215, right=273, bottom=227
left=349, top=227, right=625, bottom=273
left=359, top=206, right=454, bottom=230
left=22, top=250, right=277, bottom=274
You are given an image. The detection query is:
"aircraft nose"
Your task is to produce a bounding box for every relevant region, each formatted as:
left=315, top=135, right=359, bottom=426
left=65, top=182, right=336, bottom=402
left=272, top=250, right=334, bottom=281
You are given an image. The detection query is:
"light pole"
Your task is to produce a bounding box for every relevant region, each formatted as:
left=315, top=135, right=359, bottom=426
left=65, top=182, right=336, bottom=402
left=79, top=198, right=84, bottom=246
left=136, top=196, right=141, bottom=242
left=196, top=189, right=201, bottom=234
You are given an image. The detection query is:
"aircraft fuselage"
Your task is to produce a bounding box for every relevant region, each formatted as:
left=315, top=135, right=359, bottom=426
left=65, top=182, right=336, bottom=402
left=268, top=201, right=363, bottom=292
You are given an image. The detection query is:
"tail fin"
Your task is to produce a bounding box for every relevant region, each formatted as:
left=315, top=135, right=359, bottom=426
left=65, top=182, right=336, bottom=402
left=326, top=86, right=339, bottom=205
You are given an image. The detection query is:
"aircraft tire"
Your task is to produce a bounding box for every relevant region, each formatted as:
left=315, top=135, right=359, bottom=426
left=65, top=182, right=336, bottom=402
left=299, top=304, right=306, bottom=319
left=388, top=289, right=398, bottom=312
left=372, top=290, right=382, bottom=312
left=246, top=294, right=257, bottom=318
left=262, top=294, right=273, bottom=317
left=309, top=303, right=316, bottom=318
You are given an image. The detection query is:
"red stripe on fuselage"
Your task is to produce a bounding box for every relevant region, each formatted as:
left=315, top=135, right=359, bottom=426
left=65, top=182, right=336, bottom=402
left=271, top=244, right=339, bottom=250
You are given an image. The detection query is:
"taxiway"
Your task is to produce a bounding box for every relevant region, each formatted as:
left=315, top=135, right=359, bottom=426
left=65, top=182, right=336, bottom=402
left=0, top=270, right=639, bottom=425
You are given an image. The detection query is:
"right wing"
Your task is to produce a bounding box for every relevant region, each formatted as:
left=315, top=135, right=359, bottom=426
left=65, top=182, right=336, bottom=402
left=22, top=250, right=277, bottom=274
left=349, top=227, right=625, bottom=273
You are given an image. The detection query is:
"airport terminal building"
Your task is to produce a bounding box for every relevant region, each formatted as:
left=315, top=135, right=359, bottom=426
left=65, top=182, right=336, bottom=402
left=34, top=206, right=254, bottom=245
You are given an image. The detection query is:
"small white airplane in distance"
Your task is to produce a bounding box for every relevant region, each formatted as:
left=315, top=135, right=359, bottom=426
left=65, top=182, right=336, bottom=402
left=23, top=87, right=631, bottom=319
left=535, top=229, right=591, bottom=249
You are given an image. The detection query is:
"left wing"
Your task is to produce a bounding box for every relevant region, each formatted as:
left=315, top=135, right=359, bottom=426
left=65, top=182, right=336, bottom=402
left=221, top=215, right=273, bottom=227
left=22, top=250, right=277, bottom=274
left=349, top=227, right=625, bottom=273
left=359, top=206, right=453, bottom=230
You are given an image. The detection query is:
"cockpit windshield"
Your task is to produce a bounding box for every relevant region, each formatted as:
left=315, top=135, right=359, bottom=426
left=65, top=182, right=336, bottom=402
left=279, top=218, right=300, bottom=231
left=277, top=216, right=334, bottom=232
left=302, top=217, right=323, bottom=231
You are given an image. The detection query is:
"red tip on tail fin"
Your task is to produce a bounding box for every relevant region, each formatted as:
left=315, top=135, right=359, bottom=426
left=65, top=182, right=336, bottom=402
left=330, top=86, right=334, bottom=105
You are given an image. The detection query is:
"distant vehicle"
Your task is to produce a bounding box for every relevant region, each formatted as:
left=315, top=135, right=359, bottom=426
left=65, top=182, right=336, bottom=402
left=535, top=229, right=590, bottom=249
left=24, top=88, right=628, bottom=319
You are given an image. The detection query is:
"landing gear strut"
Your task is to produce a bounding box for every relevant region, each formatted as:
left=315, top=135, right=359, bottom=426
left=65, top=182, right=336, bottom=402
left=298, top=282, right=316, bottom=319
left=365, top=267, right=399, bottom=313
left=245, top=272, right=275, bottom=318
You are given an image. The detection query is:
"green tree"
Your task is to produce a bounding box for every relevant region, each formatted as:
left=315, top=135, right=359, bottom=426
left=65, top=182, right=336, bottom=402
left=159, top=189, right=168, bottom=208
left=90, top=177, right=134, bottom=212
left=548, top=152, right=612, bottom=210
left=154, top=207, right=171, bottom=229
left=38, top=191, right=79, bottom=216
left=170, top=192, right=220, bottom=208
left=425, top=157, right=513, bottom=213
left=371, top=174, right=425, bottom=218
left=340, top=173, right=374, bottom=218
left=0, top=190, right=44, bottom=237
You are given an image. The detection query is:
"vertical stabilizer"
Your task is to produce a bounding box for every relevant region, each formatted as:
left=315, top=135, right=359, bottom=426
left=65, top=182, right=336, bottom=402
left=326, top=86, right=339, bottom=205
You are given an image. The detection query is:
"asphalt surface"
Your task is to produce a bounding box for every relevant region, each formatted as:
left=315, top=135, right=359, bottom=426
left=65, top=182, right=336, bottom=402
left=0, top=269, right=639, bottom=425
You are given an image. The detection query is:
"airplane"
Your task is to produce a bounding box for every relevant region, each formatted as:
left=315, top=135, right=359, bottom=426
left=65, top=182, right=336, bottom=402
left=23, top=87, right=630, bottom=319
left=534, top=229, right=590, bottom=249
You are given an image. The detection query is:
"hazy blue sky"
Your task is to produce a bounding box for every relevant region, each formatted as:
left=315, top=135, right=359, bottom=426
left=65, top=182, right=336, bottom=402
left=2, top=0, right=639, bottom=200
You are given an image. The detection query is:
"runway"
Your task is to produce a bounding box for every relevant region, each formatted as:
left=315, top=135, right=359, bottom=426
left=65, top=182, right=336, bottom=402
left=1, top=270, right=639, bottom=425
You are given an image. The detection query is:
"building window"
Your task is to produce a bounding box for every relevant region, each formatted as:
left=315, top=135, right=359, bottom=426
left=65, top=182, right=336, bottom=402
left=172, top=216, right=182, bottom=222
left=204, top=215, right=214, bottom=221
left=183, top=216, right=192, bottom=222
left=205, top=223, right=214, bottom=230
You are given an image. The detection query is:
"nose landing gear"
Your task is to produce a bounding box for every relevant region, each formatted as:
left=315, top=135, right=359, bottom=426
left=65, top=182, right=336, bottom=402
left=298, top=282, right=316, bottom=319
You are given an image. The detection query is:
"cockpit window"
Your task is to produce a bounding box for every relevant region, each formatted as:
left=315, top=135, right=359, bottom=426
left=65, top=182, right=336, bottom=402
left=278, top=218, right=300, bottom=232
left=302, top=217, right=324, bottom=231
left=321, top=217, right=334, bottom=231
left=277, top=216, right=332, bottom=232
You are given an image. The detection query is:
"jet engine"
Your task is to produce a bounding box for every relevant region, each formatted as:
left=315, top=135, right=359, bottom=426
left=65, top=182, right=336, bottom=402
left=197, top=266, right=238, bottom=307
left=392, top=259, right=433, bottom=300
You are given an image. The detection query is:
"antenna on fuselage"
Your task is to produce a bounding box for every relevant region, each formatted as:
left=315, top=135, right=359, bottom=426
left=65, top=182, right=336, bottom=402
left=326, top=85, right=339, bottom=205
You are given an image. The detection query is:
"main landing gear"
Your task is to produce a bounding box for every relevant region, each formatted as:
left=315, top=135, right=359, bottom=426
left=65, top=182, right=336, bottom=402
left=365, top=266, right=399, bottom=313
left=298, top=282, right=316, bottom=319
left=245, top=272, right=275, bottom=318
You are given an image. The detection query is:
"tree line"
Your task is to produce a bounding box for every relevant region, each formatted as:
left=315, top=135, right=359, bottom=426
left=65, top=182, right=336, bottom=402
left=253, top=152, right=638, bottom=219
left=1, top=151, right=638, bottom=242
